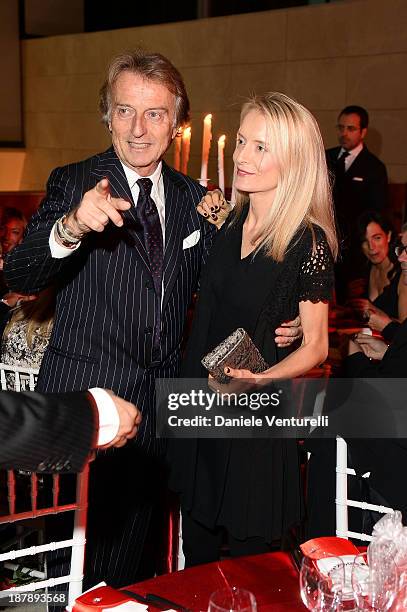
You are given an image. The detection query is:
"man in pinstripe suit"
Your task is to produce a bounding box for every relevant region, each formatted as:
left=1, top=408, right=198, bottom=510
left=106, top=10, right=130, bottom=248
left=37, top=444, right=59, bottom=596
left=4, top=50, right=214, bottom=587
left=5, top=50, right=300, bottom=586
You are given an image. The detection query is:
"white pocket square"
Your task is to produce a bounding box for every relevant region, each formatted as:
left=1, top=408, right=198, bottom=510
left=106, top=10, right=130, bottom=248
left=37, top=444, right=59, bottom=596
left=352, top=176, right=364, bottom=182
left=183, top=230, right=201, bottom=250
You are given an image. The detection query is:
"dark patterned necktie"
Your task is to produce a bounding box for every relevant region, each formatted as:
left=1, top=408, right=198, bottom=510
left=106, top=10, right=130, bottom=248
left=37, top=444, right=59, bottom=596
left=336, top=150, right=350, bottom=177
left=137, top=178, right=163, bottom=351
left=136, top=178, right=163, bottom=297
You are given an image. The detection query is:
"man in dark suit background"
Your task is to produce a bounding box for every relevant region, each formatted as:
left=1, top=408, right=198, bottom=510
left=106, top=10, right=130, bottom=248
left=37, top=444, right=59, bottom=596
left=326, top=105, right=388, bottom=302
left=4, top=49, right=300, bottom=587
left=0, top=389, right=141, bottom=472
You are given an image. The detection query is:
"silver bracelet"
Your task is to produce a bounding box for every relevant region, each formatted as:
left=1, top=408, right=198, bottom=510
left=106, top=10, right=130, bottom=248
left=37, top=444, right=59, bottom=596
left=55, top=215, right=82, bottom=246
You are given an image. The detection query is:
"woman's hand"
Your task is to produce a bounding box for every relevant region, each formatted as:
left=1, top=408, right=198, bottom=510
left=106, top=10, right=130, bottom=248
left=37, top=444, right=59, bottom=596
left=365, top=305, right=392, bottom=331
left=275, top=316, right=302, bottom=347
left=207, top=369, right=263, bottom=395
left=347, top=298, right=391, bottom=331
left=353, top=333, right=388, bottom=361
left=197, top=189, right=232, bottom=230
left=347, top=337, right=362, bottom=357
left=1, top=292, right=37, bottom=308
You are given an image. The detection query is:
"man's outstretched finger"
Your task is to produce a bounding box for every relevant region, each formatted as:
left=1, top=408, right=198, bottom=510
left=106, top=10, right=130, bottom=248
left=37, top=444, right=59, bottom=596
left=102, top=197, right=131, bottom=227
left=95, top=178, right=111, bottom=196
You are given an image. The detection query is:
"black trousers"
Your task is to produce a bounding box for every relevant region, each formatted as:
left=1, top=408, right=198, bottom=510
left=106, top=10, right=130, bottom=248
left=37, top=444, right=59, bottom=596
left=47, top=440, right=167, bottom=606
left=182, top=510, right=272, bottom=567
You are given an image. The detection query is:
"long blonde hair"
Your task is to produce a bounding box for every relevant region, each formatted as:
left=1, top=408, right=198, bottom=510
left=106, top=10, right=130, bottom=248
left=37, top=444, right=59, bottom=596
left=232, top=92, right=338, bottom=261
left=4, top=287, right=55, bottom=349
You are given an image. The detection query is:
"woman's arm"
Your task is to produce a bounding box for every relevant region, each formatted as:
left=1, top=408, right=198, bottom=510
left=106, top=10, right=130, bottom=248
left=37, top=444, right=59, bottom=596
left=227, top=300, right=329, bottom=382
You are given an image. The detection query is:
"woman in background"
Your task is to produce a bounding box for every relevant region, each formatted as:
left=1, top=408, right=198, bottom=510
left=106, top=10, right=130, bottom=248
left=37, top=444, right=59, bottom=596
left=1, top=287, right=55, bottom=389
left=349, top=211, right=407, bottom=332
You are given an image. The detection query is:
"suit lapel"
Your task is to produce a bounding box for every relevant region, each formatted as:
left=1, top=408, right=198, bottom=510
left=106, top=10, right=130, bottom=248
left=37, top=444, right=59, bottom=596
left=162, top=162, right=190, bottom=311
left=91, top=147, right=150, bottom=270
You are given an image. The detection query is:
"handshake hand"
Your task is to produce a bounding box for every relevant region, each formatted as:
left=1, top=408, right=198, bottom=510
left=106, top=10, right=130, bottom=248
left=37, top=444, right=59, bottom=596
left=98, top=391, right=142, bottom=450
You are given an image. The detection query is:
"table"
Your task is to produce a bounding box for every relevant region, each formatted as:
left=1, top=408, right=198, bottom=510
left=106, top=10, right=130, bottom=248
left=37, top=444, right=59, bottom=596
left=126, top=552, right=304, bottom=611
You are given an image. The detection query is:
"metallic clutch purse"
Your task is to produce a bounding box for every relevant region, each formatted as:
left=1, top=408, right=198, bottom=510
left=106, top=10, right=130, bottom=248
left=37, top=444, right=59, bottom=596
left=201, top=328, right=269, bottom=384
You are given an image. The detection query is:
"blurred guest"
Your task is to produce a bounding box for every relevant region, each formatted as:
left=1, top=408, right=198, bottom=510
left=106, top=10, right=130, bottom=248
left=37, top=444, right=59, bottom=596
left=326, top=106, right=388, bottom=302
left=348, top=212, right=407, bottom=333
left=348, top=223, right=407, bottom=374
left=0, top=207, right=28, bottom=299
left=0, top=208, right=27, bottom=257
left=343, top=228, right=407, bottom=524
left=1, top=287, right=55, bottom=390
left=306, top=229, right=407, bottom=539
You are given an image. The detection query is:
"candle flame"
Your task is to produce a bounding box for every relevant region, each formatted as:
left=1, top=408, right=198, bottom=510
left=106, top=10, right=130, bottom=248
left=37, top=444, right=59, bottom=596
left=218, top=134, right=226, bottom=146
left=204, top=113, right=212, bottom=124
left=183, top=126, right=191, bottom=140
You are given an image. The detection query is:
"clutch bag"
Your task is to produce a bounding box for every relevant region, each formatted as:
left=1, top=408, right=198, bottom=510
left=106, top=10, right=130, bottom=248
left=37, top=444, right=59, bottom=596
left=201, top=328, right=269, bottom=384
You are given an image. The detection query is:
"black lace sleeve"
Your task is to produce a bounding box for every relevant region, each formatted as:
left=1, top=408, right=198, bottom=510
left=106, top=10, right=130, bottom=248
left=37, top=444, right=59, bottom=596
left=298, top=227, right=334, bottom=303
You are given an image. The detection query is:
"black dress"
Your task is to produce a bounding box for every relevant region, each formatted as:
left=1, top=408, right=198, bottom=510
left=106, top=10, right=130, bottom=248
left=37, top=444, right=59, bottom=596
left=169, top=207, right=334, bottom=543
left=370, top=269, right=401, bottom=319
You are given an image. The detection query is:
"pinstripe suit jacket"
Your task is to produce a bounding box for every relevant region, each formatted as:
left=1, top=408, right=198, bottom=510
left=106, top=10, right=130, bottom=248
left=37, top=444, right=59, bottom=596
left=5, top=148, right=214, bottom=447
left=0, top=390, right=96, bottom=472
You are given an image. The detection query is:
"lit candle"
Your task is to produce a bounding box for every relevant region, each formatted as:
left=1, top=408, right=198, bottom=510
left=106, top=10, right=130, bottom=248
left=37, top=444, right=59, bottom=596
left=217, top=135, right=226, bottom=193
left=173, top=130, right=182, bottom=171
left=200, top=114, right=212, bottom=186
left=181, top=127, right=191, bottom=175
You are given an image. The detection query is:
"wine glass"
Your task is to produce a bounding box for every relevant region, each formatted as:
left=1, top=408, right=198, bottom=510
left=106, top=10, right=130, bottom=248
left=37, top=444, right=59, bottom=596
left=318, top=579, right=343, bottom=611
left=351, top=551, right=398, bottom=611
left=207, top=587, right=257, bottom=612
left=300, top=555, right=345, bottom=610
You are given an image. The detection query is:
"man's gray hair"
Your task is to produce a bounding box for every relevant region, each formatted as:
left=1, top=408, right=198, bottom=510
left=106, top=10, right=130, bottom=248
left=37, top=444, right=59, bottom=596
left=99, top=49, right=190, bottom=129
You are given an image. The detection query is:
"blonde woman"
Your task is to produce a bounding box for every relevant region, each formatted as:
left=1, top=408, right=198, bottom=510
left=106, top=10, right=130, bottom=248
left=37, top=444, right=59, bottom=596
left=1, top=287, right=55, bottom=389
left=169, top=92, right=337, bottom=565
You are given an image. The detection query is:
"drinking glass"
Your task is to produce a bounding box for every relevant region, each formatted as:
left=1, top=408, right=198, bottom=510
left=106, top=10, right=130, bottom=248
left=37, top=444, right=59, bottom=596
left=207, top=587, right=257, bottom=612
left=318, top=579, right=343, bottom=611
left=351, top=551, right=398, bottom=611
left=300, top=555, right=345, bottom=610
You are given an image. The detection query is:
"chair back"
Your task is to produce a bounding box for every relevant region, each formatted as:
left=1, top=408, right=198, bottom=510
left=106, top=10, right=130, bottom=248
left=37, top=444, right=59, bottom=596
left=0, top=363, right=88, bottom=605
left=336, top=436, right=394, bottom=542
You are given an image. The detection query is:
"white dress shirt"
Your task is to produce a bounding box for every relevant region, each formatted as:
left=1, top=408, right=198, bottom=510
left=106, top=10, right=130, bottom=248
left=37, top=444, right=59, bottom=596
left=88, top=388, right=120, bottom=446
left=338, top=142, right=364, bottom=172
left=49, top=161, right=165, bottom=258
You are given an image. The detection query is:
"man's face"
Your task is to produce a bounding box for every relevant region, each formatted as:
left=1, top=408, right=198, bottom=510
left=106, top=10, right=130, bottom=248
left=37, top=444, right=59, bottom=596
left=109, top=71, right=178, bottom=176
left=1, top=219, right=25, bottom=254
left=398, top=231, right=407, bottom=285
left=336, top=112, right=367, bottom=151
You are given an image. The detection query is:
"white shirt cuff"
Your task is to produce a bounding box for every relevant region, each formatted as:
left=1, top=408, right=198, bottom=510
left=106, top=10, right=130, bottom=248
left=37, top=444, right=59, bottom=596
left=49, top=221, right=81, bottom=258
left=89, top=388, right=120, bottom=446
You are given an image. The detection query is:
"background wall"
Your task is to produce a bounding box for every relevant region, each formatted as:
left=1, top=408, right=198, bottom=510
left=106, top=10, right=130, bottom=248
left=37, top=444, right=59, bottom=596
left=0, top=0, right=22, bottom=144
left=3, top=0, right=407, bottom=190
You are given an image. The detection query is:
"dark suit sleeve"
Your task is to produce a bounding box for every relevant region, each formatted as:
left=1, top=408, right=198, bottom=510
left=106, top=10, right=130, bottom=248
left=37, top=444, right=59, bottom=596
left=4, top=166, right=85, bottom=293
left=0, top=390, right=97, bottom=472
left=344, top=352, right=379, bottom=377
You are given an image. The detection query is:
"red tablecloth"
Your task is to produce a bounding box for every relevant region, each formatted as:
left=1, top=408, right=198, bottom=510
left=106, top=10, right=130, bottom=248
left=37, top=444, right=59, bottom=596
left=126, top=552, right=304, bottom=611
